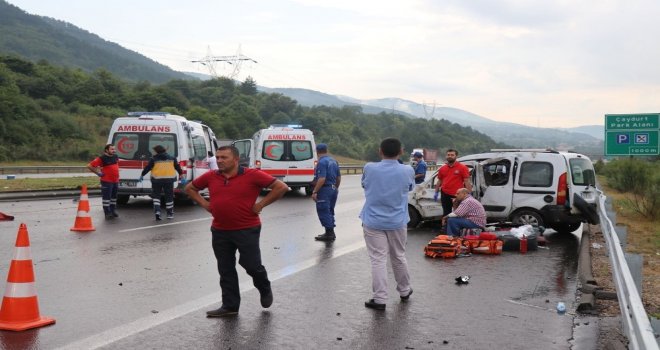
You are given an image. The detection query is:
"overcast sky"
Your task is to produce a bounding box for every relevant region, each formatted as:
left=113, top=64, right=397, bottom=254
left=7, top=0, right=660, bottom=128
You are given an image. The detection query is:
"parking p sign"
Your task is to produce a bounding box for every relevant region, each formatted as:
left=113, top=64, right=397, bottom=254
left=605, top=113, right=659, bottom=156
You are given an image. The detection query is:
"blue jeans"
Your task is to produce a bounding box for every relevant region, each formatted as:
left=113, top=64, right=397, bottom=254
left=315, top=186, right=338, bottom=229
left=446, top=217, right=481, bottom=236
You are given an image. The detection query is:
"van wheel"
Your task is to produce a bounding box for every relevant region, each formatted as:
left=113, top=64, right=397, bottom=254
left=511, top=210, right=544, bottom=227
left=408, top=206, right=421, bottom=228
left=552, top=223, right=581, bottom=234
left=117, top=195, right=130, bottom=206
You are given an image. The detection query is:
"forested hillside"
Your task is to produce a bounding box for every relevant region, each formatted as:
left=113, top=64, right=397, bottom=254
left=0, top=0, right=191, bottom=83
left=0, top=55, right=506, bottom=162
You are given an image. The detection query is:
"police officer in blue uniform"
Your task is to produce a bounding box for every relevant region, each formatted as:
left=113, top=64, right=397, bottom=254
left=311, top=143, right=341, bottom=241
left=413, top=151, right=427, bottom=184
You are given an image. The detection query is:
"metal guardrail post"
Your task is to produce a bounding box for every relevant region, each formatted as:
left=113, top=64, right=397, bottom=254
left=597, top=193, right=659, bottom=349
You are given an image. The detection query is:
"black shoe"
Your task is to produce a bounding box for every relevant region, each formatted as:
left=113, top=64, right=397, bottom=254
left=315, top=234, right=336, bottom=241
left=105, top=214, right=114, bottom=220
left=206, top=306, right=238, bottom=318
left=155, top=212, right=162, bottom=221
left=260, top=290, right=273, bottom=308
left=111, top=211, right=119, bottom=218
left=400, top=289, right=413, bottom=301
left=364, top=299, right=386, bottom=310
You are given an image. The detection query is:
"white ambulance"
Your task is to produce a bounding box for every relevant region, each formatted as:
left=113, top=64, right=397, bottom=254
left=232, top=125, right=317, bottom=195
left=107, top=112, right=219, bottom=204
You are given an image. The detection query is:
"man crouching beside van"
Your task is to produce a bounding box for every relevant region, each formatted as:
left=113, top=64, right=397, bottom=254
left=87, top=144, right=120, bottom=220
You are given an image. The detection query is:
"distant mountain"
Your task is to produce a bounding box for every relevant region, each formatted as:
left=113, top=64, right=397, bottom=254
left=259, top=87, right=416, bottom=117
left=351, top=97, right=604, bottom=154
left=0, top=0, right=192, bottom=83
left=562, top=125, right=604, bottom=140
left=263, top=88, right=604, bottom=157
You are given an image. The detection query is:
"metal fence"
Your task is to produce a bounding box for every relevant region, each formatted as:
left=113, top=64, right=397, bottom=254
left=598, top=192, right=659, bottom=349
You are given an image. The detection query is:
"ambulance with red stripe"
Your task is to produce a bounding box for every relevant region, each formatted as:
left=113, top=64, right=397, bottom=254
left=107, top=112, right=219, bottom=204
left=233, top=125, right=317, bottom=195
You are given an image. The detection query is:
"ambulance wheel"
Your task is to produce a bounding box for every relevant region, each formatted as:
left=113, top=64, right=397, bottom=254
left=511, top=210, right=544, bottom=227
left=305, top=186, right=314, bottom=196
left=408, top=205, right=421, bottom=228
left=117, top=195, right=130, bottom=206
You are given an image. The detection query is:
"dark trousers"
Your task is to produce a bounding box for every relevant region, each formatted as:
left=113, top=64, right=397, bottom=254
left=151, top=181, right=174, bottom=215
left=101, top=181, right=118, bottom=215
left=440, top=191, right=455, bottom=217
left=211, top=226, right=271, bottom=311
left=316, top=186, right=338, bottom=229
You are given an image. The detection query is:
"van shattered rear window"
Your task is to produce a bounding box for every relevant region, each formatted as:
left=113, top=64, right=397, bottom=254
left=113, top=133, right=177, bottom=160
left=569, top=158, right=596, bottom=186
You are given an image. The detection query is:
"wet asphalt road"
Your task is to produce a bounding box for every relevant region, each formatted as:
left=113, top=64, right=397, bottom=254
left=0, top=175, right=592, bottom=349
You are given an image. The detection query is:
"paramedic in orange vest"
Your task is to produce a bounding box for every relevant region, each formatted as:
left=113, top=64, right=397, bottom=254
left=139, top=145, right=185, bottom=220
left=87, top=144, right=120, bottom=220
left=434, top=149, right=472, bottom=218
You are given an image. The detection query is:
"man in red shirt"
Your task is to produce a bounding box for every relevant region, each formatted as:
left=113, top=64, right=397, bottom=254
left=185, top=146, right=288, bottom=318
left=434, top=149, right=472, bottom=220
left=87, top=144, right=120, bottom=220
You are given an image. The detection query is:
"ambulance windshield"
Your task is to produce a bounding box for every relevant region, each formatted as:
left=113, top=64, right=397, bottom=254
left=262, top=140, right=313, bottom=161
left=112, top=133, right=178, bottom=160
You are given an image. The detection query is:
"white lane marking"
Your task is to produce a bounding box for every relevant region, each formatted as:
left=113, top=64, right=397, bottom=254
left=118, top=217, right=211, bottom=232
left=56, top=240, right=366, bottom=350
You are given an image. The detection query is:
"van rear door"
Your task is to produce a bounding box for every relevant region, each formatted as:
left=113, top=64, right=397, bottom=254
left=511, top=153, right=561, bottom=210
left=564, top=153, right=598, bottom=207
left=472, top=157, right=514, bottom=221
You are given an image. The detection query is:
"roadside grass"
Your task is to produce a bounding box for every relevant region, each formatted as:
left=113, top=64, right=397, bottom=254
left=0, top=177, right=100, bottom=192
left=0, top=161, right=87, bottom=166
left=598, top=176, right=660, bottom=318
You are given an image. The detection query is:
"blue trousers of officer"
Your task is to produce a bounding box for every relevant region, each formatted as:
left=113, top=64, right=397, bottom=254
left=316, top=185, right=338, bottom=229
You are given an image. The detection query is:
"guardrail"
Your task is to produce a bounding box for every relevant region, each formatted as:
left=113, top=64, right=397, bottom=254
left=0, top=164, right=439, bottom=176
left=0, top=166, right=88, bottom=174
left=598, top=192, right=659, bottom=349
left=340, top=164, right=439, bottom=175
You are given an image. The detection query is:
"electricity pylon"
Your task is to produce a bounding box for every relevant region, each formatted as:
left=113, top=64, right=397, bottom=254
left=422, top=101, right=436, bottom=119
left=192, top=45, right=257, bottom=79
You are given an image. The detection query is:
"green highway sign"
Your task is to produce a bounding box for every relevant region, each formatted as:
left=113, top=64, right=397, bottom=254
left=605, top=113, right=659, bottom=156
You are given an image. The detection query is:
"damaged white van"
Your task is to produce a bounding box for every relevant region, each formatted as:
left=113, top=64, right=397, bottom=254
left=408, top=149, right=599, bottom=233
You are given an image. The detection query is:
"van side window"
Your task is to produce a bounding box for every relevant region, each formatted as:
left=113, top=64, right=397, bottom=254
left=569, top=158, right=596, bottom=186
left=483, top=160, right=510, bottom=186
left=263, top=141, right=285, bottom=161
left=291, top=141, right=313, bottom=161
left=192, top=135, right=207, bottom=161
left=519, top=161, right=553, bottom=187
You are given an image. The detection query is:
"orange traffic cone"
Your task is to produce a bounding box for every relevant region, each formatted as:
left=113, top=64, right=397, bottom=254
left=0, top=223, right=55, bottom=331
left=70, top=184, right=95, bottom=232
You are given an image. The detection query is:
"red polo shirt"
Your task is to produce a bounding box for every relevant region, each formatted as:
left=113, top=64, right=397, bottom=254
left=437, top=161, right=469, bottom=196
left=192, top=167, right=276, bottom=230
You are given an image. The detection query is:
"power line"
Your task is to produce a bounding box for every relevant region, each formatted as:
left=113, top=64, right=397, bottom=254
left=191, top=45, right=257, bottom=79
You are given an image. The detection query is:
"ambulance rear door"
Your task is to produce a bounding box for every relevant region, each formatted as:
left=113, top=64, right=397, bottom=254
left=258, top=134, right=315, bottom=185
left=233, top=139, right=254, bottom=168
